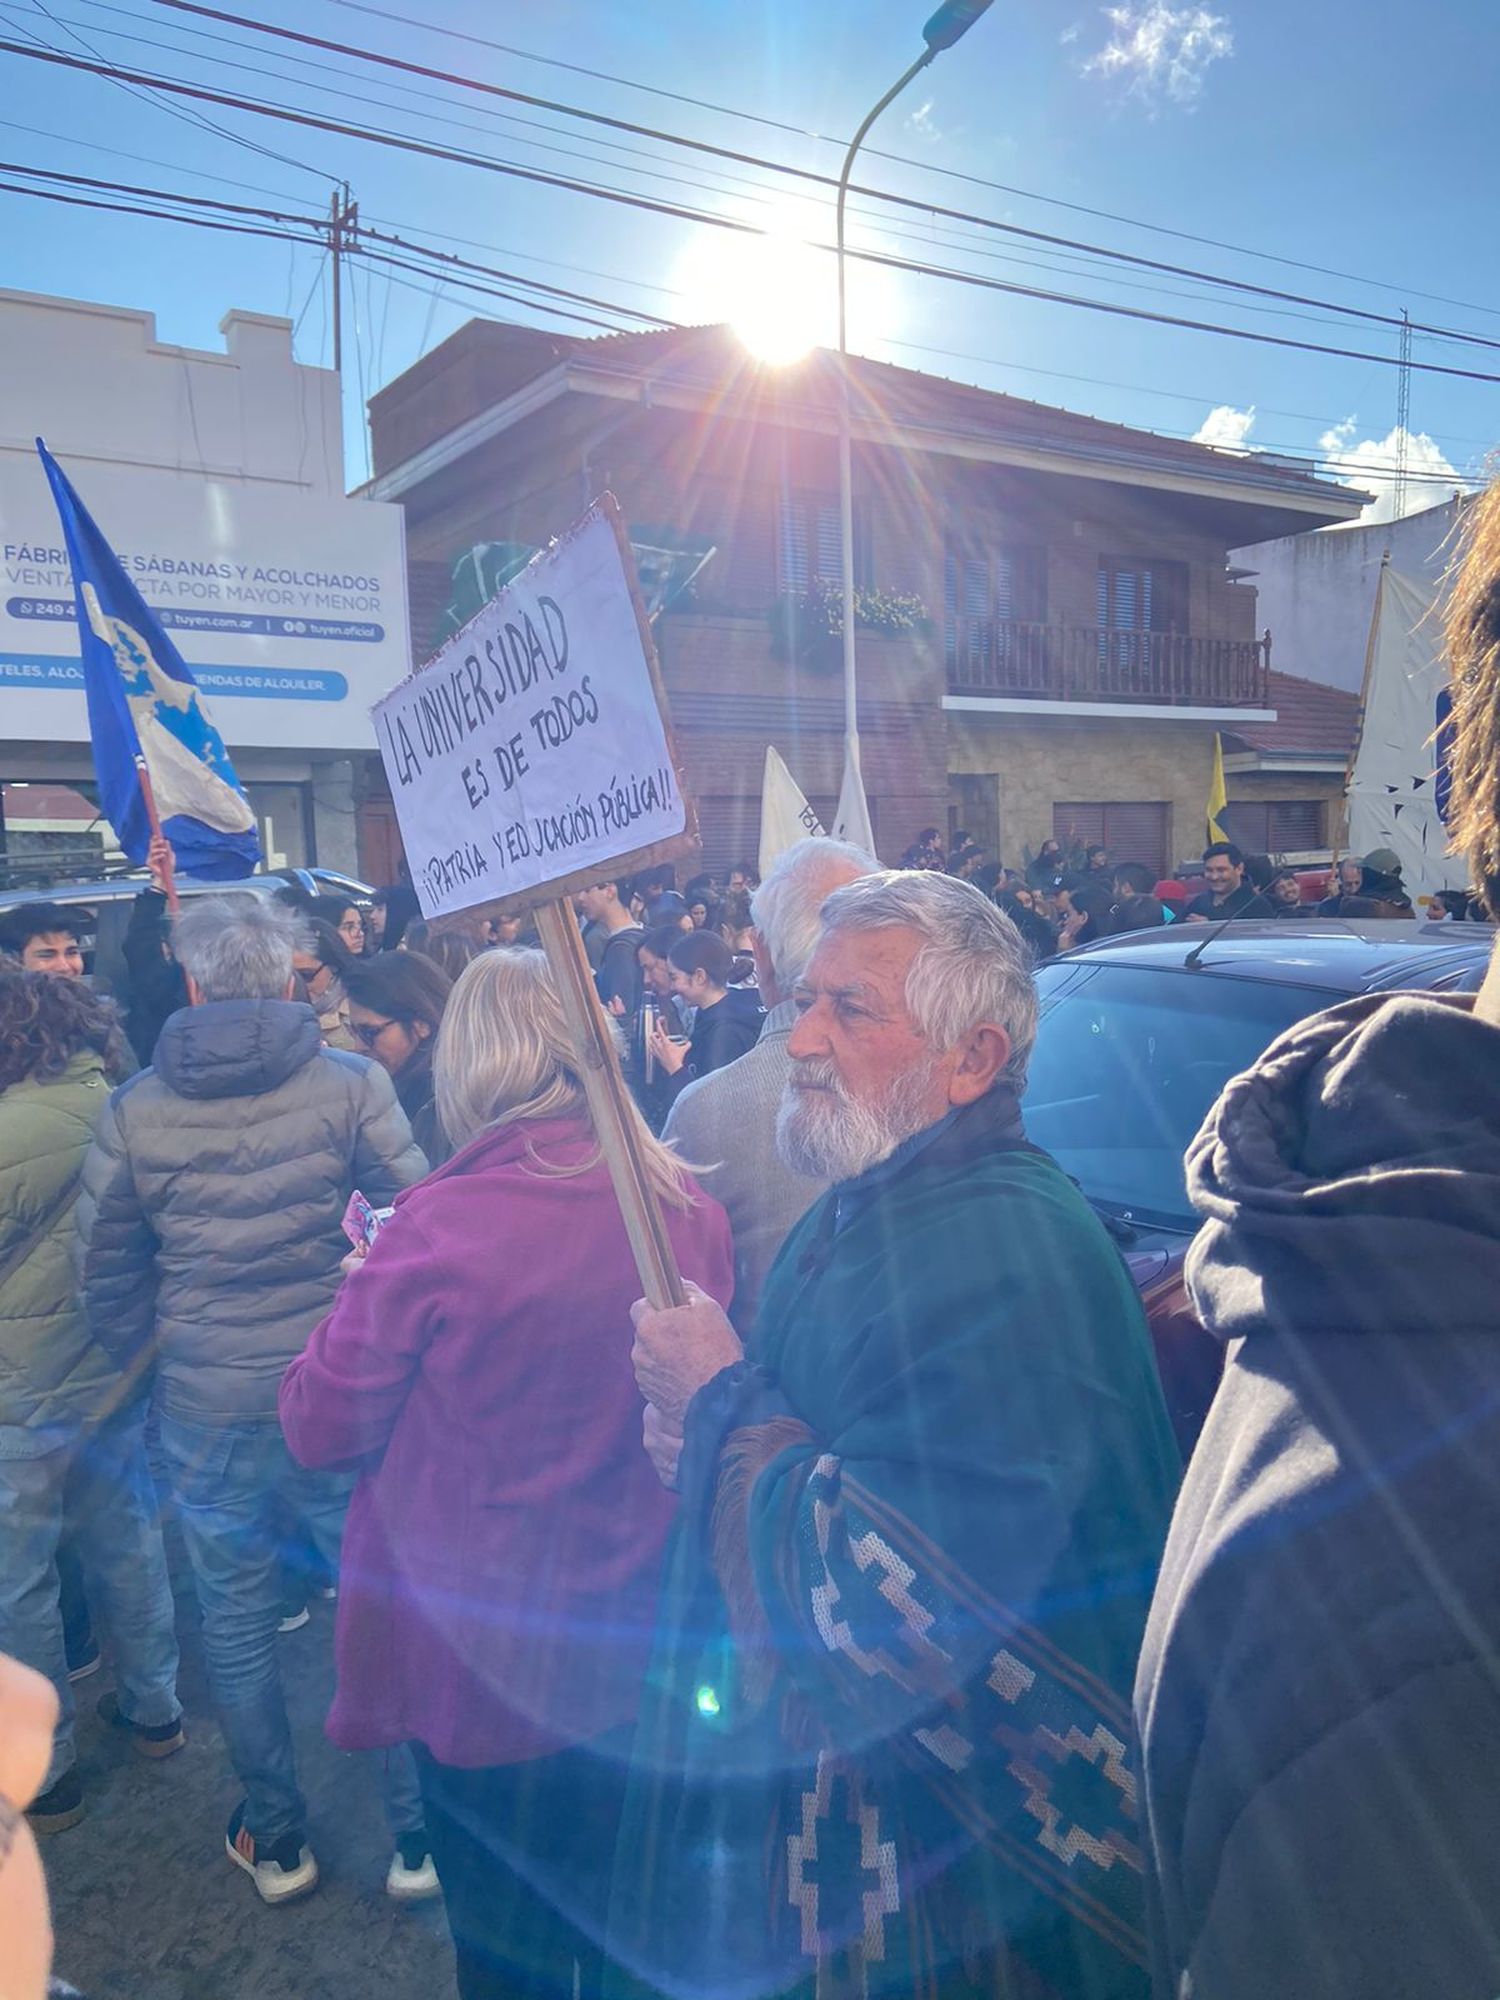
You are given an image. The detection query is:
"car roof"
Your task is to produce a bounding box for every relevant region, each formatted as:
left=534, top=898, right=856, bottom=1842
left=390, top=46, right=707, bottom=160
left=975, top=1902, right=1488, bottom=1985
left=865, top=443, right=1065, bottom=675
left=0, top=868, right=372, bottom=914
left=1054, top=917, right=1494, bottom=994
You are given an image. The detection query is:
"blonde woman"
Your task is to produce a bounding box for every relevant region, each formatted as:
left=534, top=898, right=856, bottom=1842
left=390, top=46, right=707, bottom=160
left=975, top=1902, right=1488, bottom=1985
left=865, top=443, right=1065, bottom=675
left=280, top=949, right=733, bottom=2000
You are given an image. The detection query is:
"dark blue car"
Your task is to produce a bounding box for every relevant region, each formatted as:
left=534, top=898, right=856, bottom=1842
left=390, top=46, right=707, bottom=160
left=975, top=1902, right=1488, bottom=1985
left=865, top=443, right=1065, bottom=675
left=1023, top=918, right=1493, bottom=1453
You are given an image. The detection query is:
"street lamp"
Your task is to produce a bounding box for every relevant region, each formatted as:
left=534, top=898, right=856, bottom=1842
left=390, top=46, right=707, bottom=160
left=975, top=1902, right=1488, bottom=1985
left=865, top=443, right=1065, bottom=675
left=834, top=0, right=995, bottom=834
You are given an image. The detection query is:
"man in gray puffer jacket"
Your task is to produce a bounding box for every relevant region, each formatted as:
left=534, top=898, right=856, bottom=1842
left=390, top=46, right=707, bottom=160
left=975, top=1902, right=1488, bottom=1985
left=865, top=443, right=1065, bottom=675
left=75, top=892, right=428, bottom=1907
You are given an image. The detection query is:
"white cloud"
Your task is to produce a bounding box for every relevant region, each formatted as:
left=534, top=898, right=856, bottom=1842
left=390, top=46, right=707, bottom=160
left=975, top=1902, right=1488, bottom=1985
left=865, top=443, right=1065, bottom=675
left=1082, top=4, right=1233, bottom=106
left=1060, top=22, right=1081, bottom=44
left=1193, top=403, right=1256, bottom=452
left=906, top=98, right=941, bottom=144
left=1318, top=419, right=1466, bottom=524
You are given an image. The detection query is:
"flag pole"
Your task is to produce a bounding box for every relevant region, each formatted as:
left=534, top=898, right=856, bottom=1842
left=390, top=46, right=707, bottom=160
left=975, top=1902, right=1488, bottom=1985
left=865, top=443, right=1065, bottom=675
left=133, top=754, right=180, bottom=916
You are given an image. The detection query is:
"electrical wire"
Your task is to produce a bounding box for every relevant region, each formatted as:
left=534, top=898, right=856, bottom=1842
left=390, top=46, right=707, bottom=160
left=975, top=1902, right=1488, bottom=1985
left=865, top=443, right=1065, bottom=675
left=305, top=0, right=1500, bottom=329
left=12, top=6, right=1440, bottom=349
left=0, top=155, right=672, bottom=325
left=5, top=34, right=1500, bottom=390
left=142, top=0, right=1500, bottom=358
left=3, top=0, right=330, bottom=183
left=0, top=165, right=1473, bottom=491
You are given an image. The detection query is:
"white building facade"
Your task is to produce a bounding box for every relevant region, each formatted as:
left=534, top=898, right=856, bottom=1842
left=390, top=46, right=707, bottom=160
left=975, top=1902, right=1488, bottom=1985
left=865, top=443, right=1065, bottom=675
left=0, top=287, right=410, bottom=883
left=1231, top=495, right=1469, bottom=696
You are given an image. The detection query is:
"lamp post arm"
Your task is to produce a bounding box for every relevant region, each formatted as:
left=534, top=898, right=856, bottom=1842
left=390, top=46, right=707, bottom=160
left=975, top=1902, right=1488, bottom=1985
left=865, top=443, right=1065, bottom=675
left=836, top=48, right=932, bottom=769
left=836, top=50, right=933, bottom=353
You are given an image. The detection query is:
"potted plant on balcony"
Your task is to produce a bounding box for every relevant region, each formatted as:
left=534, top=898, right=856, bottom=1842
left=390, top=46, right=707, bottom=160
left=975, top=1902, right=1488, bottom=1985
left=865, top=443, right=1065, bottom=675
left=767, top=579, right=930, bottom=669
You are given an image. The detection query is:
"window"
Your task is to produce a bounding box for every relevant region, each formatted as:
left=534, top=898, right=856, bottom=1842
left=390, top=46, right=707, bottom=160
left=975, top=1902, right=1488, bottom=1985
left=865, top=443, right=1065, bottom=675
left=1025, top=963, right=1335, bottom=1226
left=1053, top=802, right=1169, bottom=877
left=1097, top=558, right=1188, bottom=633
left=0, top=779, right=112, bottom=892
left=776, top=492, right=868, bottom=592
left=1221, top=798, right=1326, bottom=855
left=944, top=543, right=1046, bottom=679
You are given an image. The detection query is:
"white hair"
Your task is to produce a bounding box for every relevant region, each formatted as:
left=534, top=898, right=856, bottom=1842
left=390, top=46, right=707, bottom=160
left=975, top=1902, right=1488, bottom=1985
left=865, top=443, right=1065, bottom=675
left=749, top=838, right=877, bottom=991
left=816, top=869, right=1040, bottom=1085
left=172, top=893, right=301, bottom=1002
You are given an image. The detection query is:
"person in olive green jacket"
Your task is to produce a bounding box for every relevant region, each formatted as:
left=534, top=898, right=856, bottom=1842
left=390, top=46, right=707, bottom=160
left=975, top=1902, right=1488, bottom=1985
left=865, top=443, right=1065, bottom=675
left=0, top=969, right=183, bottom=1836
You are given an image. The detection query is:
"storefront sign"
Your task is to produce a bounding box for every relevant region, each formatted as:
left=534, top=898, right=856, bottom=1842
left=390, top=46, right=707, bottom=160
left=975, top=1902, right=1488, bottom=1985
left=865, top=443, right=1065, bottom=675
left=0, top=454, right=409, bottom=749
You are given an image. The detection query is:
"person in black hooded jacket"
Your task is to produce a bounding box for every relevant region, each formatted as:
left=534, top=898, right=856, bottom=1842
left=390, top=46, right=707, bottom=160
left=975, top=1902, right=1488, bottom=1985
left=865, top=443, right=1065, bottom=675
left=647, top=929, right=762, bottom=1109
left=1133, top=475, right=1500, bottom=2000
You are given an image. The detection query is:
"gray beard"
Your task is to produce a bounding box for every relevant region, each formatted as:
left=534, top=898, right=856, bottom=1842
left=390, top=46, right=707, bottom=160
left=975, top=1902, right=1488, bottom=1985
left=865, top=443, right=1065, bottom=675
left=776, top=1055, right=942, bottom=1184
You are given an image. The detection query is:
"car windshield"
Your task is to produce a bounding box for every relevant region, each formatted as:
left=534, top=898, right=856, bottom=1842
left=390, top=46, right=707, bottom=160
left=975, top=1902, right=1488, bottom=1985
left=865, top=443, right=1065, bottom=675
left=1023, top=963, right=1337, bottom=1229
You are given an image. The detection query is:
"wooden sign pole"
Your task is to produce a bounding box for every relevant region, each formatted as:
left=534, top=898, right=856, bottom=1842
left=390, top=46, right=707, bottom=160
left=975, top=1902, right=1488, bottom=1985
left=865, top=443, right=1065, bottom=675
left=533, top=898, right=687, bottom=1311
left=133, top=753, right=180, bottom=916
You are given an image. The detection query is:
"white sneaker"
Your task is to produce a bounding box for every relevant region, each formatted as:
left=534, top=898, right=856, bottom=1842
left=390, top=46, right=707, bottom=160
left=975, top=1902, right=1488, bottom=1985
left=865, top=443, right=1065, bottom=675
left=386, top=1835, right=441, bottom=1903
left=277, top=1606, right=310, bottom=1635
left=226, top=1803, right=320, bottom=1905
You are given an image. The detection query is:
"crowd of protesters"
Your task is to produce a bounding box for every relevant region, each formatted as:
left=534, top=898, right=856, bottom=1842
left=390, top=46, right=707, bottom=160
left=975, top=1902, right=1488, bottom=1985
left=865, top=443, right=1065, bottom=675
left=893, top=819, right=1488, bottom=965
left=2, top=483, right=1500, bottom=2000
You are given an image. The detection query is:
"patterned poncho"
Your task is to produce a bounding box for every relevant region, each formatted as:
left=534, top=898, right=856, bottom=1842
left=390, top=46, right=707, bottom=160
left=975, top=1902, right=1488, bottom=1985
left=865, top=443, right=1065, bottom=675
left=610, top=1087, right=1182, bottom=2000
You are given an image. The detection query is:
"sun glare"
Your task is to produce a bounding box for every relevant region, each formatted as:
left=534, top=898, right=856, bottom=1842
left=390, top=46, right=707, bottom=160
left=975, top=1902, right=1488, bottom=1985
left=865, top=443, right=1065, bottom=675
left=673, top=209, right=904, bottom=366
left=674, top=219, right=827, bottom=365
left=725, top=232, right=823, bottom=365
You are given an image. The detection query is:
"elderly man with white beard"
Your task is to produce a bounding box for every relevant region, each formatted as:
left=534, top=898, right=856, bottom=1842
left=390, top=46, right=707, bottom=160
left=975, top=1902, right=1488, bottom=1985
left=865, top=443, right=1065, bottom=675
left=613, top=871, right=1181, bottom=2000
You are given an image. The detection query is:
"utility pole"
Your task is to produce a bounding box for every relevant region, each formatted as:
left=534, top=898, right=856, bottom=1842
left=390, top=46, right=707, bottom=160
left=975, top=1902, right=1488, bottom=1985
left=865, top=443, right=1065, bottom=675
left=1393, top=308, right=1411, bottom=521
left=328, top=181, right=357, bottom=374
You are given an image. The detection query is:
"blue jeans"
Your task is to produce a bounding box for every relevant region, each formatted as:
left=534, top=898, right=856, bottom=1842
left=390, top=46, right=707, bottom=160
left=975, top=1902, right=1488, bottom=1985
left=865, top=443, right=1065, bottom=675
left=0, top=1405, right=181, bottom=1791
left=157, top=1413, right=422, bottom=1848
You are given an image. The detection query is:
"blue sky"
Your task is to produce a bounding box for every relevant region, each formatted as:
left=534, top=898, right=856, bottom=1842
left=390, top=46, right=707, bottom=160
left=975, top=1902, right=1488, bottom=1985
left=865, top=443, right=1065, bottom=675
left=2, top=0, right=1495, bottom=514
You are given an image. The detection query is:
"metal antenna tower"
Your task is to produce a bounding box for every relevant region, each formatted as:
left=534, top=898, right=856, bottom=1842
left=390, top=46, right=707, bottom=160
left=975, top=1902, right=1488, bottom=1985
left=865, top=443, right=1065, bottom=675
left=1393, top=308, right=1412, bottom=519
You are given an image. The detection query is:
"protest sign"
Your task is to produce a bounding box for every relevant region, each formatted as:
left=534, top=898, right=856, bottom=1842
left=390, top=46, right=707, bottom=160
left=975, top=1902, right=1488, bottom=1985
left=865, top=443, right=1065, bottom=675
left=373, top=495, right=696, bottom=921
left=373, top=495, right=695, bottom=1309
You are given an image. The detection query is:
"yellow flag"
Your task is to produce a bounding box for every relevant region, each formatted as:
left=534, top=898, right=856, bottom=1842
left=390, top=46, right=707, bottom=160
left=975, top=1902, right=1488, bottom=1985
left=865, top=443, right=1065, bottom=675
left=1207, top=731, right=1229, bottom=845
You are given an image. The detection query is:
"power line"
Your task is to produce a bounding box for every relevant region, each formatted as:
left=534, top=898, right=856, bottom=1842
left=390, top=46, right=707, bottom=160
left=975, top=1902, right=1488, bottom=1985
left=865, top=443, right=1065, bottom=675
left=0, top=0, right=329, bottom=183
left=17, top=6, right=1441, bottom=350
left=0, top=157, right=668, bottom=328
left=7, top=34, right=1500, bottom=391
left=0, top=152, right=322, bottom=226
left=305, top=0, right=1500, bottom=330
left=0, top=164, right=1471, bottom=492
left=143, top=0, right=1500, bottom=358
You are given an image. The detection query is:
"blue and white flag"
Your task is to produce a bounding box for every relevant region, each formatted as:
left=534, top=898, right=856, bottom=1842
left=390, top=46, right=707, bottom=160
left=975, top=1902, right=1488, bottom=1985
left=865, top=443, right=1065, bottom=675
left=36, top=438, right=261, bottom=879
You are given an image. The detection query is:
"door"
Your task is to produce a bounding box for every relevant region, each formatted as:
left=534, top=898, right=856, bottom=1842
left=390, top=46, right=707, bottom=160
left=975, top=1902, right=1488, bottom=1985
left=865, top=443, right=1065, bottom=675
left=949, top=774, right=1001, bottom=862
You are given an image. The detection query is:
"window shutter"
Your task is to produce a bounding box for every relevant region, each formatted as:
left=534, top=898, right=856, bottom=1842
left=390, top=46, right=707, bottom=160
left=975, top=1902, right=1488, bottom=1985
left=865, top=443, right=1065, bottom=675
left=1101, top=801, right=1169, bottom=875
left=815, top=503, right=842, bottom=585
left=992, top=553, right=1015, bottom=622
left=1054, top=803, right=1108, bottom=852
left=777, top=497, right=808, bottom=591
left=1267, top=800, right=1324, bottom=851
left=1054, top=802, right=1169, bottom=876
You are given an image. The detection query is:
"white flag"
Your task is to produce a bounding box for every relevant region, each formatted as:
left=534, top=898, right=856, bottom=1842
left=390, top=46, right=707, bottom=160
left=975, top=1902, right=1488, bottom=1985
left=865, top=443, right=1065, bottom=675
left=1348, top=565, right=1468, bottom=895
left=832, top=752, right=875, bottom=857
left=759, top=746, right=826, bottom=879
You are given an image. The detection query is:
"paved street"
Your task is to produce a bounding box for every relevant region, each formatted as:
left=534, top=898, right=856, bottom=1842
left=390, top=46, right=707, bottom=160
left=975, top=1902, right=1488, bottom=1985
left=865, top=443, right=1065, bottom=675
left=42, top=1554, right=458, bottom=2000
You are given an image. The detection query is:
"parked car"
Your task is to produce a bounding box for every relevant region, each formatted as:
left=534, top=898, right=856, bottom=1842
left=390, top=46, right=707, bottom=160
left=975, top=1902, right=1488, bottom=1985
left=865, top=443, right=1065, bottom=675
left=1024, top=918, right=1493, bottom=1455
left=0, top=868, right=373, bottom=997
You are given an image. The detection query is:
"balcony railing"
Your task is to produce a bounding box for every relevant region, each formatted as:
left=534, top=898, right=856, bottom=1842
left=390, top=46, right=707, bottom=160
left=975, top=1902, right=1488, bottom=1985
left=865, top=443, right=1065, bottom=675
left=946, top=619, right=1271, bottom=708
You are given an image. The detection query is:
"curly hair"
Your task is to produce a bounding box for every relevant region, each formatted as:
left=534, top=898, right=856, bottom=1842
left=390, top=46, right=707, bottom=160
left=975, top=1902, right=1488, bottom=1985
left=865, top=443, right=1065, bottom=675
left=1444, top=479, right=1500, bottom=916
left=0, top=966, right=129, bottom=1091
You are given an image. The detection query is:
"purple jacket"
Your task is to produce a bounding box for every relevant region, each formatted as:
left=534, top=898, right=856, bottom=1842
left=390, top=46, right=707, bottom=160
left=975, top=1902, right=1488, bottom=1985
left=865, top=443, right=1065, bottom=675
left=280, top=1115, right=734, bottom=1767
